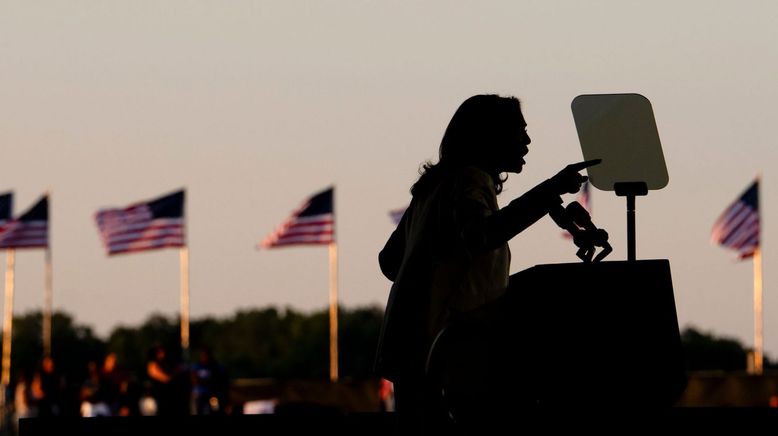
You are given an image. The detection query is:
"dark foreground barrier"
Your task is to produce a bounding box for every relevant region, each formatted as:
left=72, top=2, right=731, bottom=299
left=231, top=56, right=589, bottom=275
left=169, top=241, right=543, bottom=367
left=20, top=408, right=778, bottom=436
left=20, top=413, right=397, bottom=436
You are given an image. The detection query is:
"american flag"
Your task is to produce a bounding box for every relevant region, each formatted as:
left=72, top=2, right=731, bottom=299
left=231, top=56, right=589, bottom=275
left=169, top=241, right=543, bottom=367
left=0, top=194, right=48, bottom=249
left=711, top=180, right=759, bottom=259
left=578, top=180, right=591, bottom=213
left=260, top=187, right=334, bottom=248
left=388, top=206, right=406, bottom=226
left=95, top=190, right=185, bottom=255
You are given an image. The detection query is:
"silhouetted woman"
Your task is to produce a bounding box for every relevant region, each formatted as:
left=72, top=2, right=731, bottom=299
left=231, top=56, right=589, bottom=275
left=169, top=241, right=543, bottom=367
left=376, top=94, right=594, bottom=430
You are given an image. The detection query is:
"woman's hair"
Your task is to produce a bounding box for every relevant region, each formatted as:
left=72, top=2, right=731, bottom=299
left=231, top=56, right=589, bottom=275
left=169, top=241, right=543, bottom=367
left=411, top=94, right=522, bottom=196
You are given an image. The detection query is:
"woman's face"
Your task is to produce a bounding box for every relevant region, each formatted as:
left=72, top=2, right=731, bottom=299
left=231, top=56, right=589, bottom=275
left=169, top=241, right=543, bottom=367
left=499, top=110, right=531, bottom=174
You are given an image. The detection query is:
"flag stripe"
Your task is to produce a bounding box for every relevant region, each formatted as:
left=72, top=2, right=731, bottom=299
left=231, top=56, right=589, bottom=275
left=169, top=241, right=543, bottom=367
left=267, top=236, right=333, bottom=246
left=286, top=214, right=333, bottom=225
left=98, top=219, right=184, bottom=238
left=107, top=238, right=187, bottom=255
left=104, top=227, right=185, bottom=246
left=0, top=239, right=48, bottom=246
left=272, top=230, right=334, bottom=239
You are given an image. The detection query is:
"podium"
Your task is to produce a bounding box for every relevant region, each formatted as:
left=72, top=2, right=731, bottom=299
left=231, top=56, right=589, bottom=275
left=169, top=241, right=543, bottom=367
left=430, top=260, right=687, bottom=420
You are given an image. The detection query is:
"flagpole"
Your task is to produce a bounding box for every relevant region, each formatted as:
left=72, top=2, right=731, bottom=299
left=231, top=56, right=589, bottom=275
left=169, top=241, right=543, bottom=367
left=42, top=191, right=53, bottom=357
left=753, top=247, right=764, bottom=375
left=180, top=247, right=190, bottom=354
left=328, top=242, right=339, bottom=382
left=43, top=247, right=53, bottom=358
left=752, top=174, right=764, bottom=375
left=1, top=250, right=15, bottom=420
left=750, top=173, right=764, bottom=374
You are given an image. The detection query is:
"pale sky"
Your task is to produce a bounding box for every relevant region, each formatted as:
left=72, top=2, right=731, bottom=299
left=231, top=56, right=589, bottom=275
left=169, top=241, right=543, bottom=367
left=1, top=1, right=777, bottom=355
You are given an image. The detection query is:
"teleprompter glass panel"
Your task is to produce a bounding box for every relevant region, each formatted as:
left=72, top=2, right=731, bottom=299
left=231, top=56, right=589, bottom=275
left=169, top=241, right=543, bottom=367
left=571, top=94, right=668, bottom=191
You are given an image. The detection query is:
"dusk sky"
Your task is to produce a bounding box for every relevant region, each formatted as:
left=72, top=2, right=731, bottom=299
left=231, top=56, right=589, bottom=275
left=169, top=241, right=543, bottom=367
left=2, top=2, right=777, bottom=355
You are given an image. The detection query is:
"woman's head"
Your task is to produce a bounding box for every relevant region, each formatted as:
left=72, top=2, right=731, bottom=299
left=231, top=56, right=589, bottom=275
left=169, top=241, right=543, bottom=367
left=440, top=94, right=530, bottom=174
left=413, top=94, right=530, bottom=195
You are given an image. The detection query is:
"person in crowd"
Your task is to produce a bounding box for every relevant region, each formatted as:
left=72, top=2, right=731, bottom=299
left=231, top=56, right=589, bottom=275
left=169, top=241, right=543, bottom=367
left=191, top=347, right=228, bottom=415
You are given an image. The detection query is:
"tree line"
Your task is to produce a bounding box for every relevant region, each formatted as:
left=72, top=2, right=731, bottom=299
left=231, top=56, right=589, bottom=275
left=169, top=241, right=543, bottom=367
left=7, top=306, right=383, bottom=384
left=3, top=307, right=770, bottom=386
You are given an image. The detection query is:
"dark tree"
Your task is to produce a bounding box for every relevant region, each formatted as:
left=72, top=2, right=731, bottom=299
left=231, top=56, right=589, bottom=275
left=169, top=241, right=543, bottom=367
left=681, top=326, right=751, bottom=371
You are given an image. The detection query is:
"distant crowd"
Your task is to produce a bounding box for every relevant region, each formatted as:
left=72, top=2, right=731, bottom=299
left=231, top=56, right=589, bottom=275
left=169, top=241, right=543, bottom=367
left=10, top=345, right=229, bottom=426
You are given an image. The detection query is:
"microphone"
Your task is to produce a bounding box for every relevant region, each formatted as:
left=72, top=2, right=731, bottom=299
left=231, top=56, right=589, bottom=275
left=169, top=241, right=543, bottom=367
left=565, top=201, right=611, bottom=262
left=549, top=203, right=581, bottom=238
left=566, top=201, right=595, bottom=231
